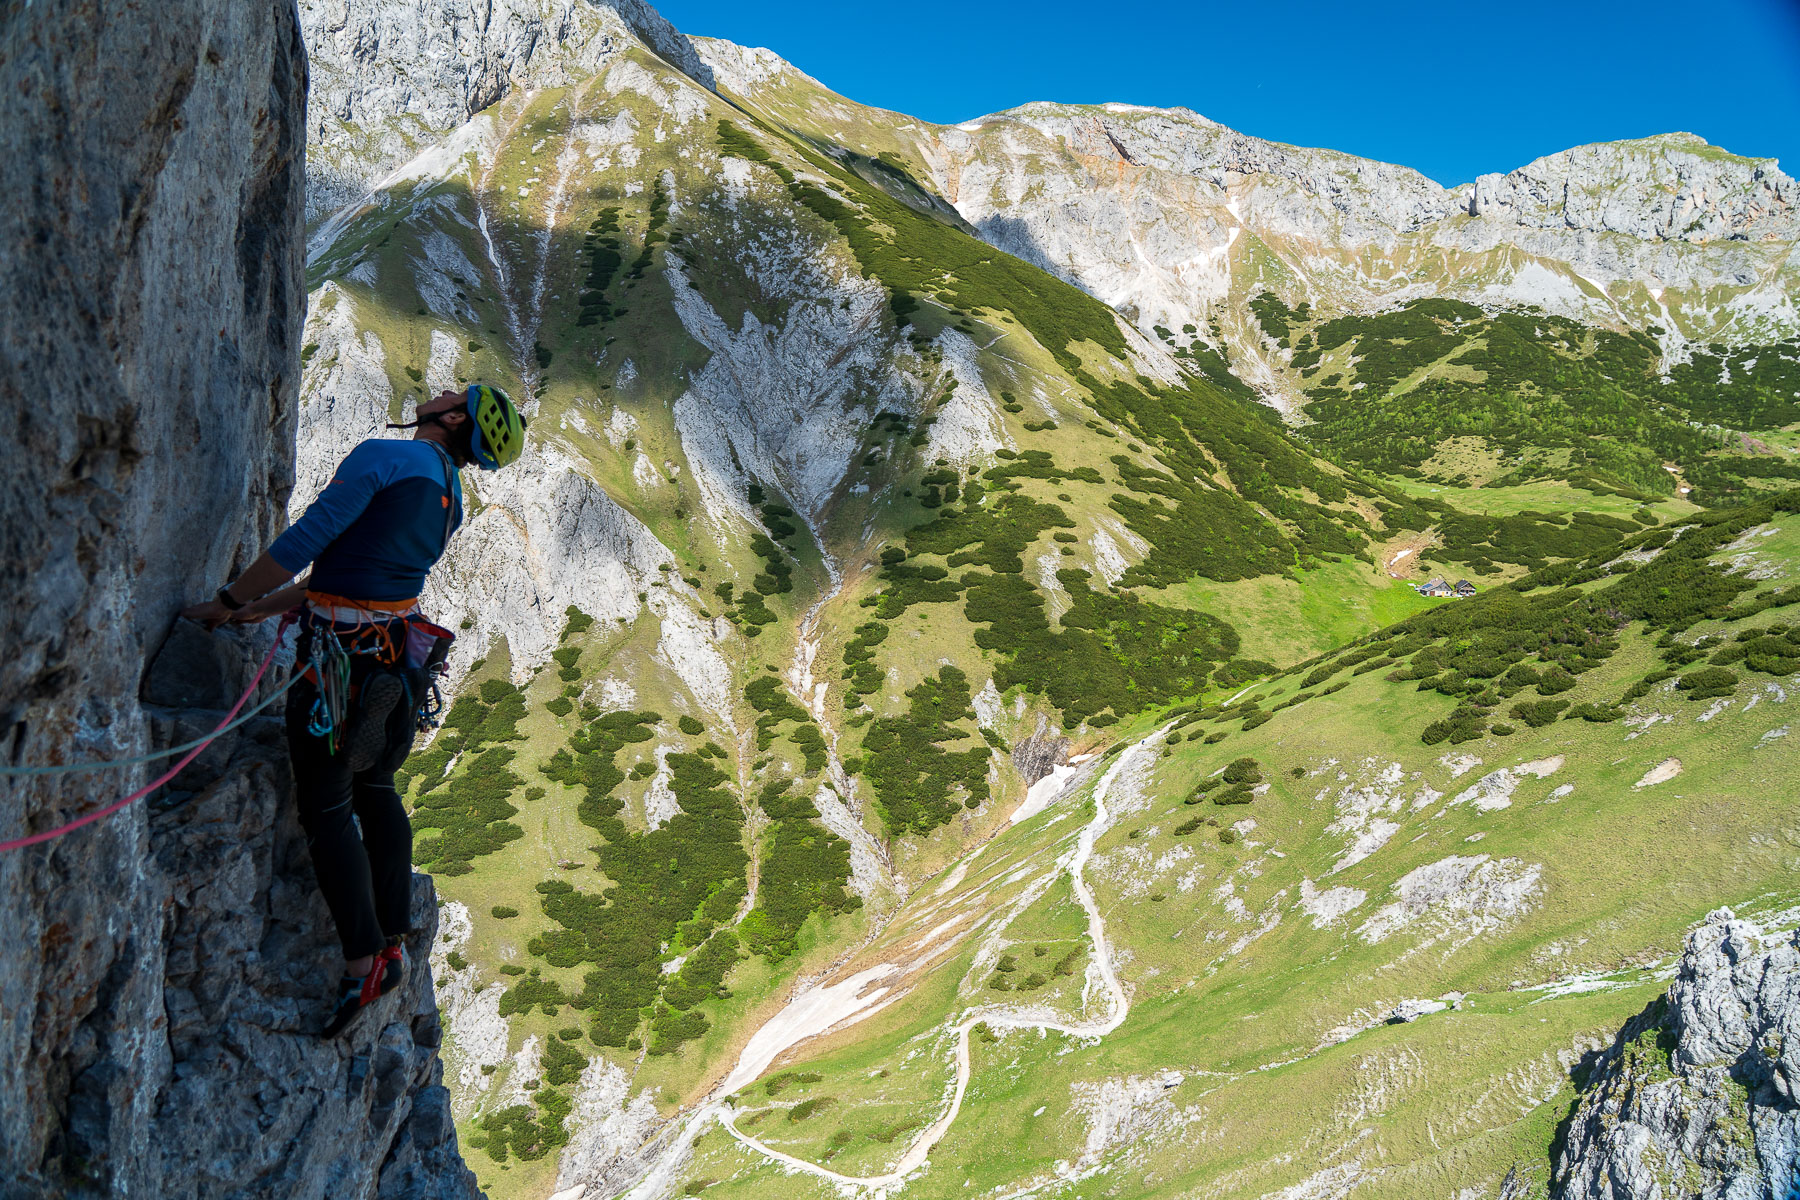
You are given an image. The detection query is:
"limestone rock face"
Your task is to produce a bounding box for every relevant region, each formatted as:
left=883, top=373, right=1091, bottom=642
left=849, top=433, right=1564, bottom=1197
left=0, top=3, right=478, bottom=1196
left=1465, top=135, right=1799, bottom=245
left=300, top=0, right=714, bottom=218
left=1553, top=908, right=1800, bottom=1198
left=1010, top=724, right=1070, bottom=788
left=897, top=102, right=1800, bottom=345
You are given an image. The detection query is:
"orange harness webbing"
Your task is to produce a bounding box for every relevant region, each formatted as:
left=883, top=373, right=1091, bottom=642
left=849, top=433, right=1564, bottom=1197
left=302, top=590, right=420, bottom=667
left=304, top=590, right=420, bottom=613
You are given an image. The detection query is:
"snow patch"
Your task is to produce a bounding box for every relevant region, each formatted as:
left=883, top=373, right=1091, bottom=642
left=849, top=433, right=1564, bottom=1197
left=719, top=964, right=903, bottom=1096
left=1012, top=762, right=1080, bottom=826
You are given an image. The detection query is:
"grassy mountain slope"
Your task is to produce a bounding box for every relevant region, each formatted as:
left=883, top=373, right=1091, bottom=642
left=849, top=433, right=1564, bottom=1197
left=293, top=11, right=1800, bottom=1199
left=656, top=496, right=1800, bottom=1200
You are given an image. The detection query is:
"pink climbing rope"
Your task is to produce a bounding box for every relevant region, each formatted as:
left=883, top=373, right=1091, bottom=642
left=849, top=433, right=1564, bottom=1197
left=0, top=614, right=297, bottom=853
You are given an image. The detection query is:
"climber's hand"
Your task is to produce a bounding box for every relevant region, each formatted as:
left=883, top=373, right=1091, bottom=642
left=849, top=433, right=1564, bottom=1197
left=181, top=599, right=236, bottom=631
left=230, top=593, right=291, bottom=623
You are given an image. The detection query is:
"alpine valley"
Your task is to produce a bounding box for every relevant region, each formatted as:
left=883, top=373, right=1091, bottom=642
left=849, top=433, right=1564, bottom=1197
left=294, top=3, right=1800, bottom=1198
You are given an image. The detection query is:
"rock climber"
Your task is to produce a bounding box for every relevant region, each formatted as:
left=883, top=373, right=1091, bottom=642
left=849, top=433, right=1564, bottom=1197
left=183, top=385, right=526, bottom=1036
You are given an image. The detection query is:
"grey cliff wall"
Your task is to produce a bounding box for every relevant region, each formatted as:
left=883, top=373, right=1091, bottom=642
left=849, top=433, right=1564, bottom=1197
left=1465, top=135, right=1798, bottom=245
left=300, top=0, right=714, bottom=220
left=1554, top=908, right=1800, bottom=1199
left=0, top=3, right=479, bottom=1197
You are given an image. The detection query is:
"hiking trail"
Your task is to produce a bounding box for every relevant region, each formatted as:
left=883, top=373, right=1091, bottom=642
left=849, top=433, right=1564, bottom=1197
left=608, top=722, right=1171, bottom=1198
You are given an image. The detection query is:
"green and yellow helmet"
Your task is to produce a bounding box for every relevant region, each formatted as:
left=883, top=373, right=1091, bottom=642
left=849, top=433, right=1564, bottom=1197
left=466, top=384, right=527, bottom=470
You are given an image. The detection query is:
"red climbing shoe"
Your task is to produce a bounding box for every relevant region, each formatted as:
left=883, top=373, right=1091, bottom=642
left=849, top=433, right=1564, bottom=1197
left=320, top=939, right=405, bottom=1038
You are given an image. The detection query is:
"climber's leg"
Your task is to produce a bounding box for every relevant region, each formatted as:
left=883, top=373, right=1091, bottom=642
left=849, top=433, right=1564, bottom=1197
left=352, top=678, right=419, bottom=942
left=286, top=671, right=387, bottom=964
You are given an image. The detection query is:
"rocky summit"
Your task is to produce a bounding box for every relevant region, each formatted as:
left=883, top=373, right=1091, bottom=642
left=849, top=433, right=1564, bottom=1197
left=4, top=2, right=1798, bottom=1199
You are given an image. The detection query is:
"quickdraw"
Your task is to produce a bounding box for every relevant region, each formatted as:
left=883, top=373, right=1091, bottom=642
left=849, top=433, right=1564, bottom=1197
left=304, top=627, right=353, bottom=751
left=415, top=680, right=446, bottom=732
left=302, top=610, right=456, bottom=751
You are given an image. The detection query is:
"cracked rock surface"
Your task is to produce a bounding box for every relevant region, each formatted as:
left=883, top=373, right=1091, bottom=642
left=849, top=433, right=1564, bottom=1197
left=1554, top=908, right=1800, bottom=1199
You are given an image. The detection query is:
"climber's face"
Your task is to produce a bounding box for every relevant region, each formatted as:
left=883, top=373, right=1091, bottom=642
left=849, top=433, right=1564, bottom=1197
left=416, top=390, right=469, bottom=428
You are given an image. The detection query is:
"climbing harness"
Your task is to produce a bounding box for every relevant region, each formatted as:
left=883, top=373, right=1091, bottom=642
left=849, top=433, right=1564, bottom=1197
left=297, top=597, right=456, bottom=755
left=0, top=613, right=299, bottom=852
left=2, top=583, right=455, bottom=852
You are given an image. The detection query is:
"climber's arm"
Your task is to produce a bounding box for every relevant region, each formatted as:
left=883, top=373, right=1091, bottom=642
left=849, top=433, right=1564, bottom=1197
left=232, top=580, right=309, bottom=622
left=224, top=553, right=298, bottom=606
left=180, top=552, right=300, bottom=628
left=182, top=441, right=390, bottom=628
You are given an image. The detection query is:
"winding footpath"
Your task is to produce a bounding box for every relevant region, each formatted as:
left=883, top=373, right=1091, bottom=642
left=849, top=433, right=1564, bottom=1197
left=616, top=723, right=1168, bottom=1198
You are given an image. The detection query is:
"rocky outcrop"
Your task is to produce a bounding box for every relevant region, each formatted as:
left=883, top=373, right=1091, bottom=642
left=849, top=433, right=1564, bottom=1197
left=1011, top=722, right=1069, bottom=787
left=300, top=0, right=715, bottom=219
left=1553, top=908, right=1800, bottom=1198
left=117, top=648, right=478, bottom=1200
left=894, top=98, right=1800, bottom=343
left=0, top=3, right=478, bottom=1196
left=1463, top=135, right=1798, bottom=245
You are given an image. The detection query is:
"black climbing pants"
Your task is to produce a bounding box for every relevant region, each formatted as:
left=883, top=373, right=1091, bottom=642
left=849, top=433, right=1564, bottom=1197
left=285, top=651, right=421, bottom=961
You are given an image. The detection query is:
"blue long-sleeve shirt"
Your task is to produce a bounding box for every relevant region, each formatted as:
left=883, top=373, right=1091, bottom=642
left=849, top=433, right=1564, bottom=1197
left=270, top=438, right=464, bottom=603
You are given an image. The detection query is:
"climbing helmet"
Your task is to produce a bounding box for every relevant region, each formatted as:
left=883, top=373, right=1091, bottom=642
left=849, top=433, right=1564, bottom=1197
left=466, top=383, right=527, bottom=470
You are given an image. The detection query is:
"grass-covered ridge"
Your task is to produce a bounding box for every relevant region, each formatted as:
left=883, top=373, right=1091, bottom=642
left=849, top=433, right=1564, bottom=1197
left=1266, top=489, right=1800, bottom=745
left=1257, top=293, right=1800, bottom=503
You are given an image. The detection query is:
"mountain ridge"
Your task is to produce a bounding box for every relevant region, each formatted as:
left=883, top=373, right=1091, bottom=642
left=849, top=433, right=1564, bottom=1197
left=690, top=37, right=1795, bottom=242
left=286, top=3, right=1800, bottom=1198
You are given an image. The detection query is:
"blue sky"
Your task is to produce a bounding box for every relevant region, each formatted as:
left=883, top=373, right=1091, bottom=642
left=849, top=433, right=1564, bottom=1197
left=658, top=0, right=1800, bottom=185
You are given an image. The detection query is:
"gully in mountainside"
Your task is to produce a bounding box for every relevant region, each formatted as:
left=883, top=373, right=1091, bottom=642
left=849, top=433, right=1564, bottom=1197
left=181, top=385, right=528, bottom=1037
